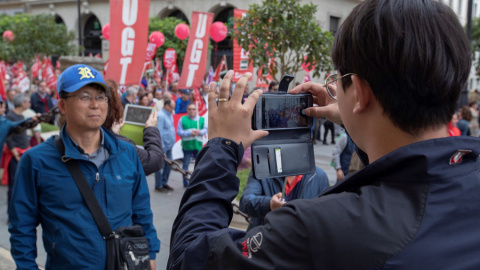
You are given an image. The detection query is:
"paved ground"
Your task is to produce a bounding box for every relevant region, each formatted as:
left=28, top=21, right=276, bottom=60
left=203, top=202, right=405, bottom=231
left=0, top=141, right=336, bottom=269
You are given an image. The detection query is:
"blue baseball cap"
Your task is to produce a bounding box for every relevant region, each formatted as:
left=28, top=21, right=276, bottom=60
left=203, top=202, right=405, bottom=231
left=57, top=64, right=109, bottom=95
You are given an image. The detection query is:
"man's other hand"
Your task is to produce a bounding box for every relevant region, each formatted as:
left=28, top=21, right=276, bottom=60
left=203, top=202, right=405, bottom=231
left=270, top=192, right=286, bottom=211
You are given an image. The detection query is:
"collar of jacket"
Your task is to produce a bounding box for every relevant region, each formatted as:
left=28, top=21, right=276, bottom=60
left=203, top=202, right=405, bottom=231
left=59, top=125, right=125, bottom=161
left=323, top=136, right=480, bottom=196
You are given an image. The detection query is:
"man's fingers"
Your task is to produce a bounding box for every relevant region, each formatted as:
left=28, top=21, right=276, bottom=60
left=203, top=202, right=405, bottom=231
left=305, top=104, right=343, bottom=125
left=218, top=70, right=234, bottom=100
left=208, top=82, right=218, bottom=113
left=230, top=73, right=252, bottom=104
left=243, top=89, right=263, bottom=114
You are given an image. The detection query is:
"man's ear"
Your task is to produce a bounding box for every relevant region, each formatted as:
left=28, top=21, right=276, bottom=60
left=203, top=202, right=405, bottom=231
left=352, top=75, right=372, bottom=114
left=58, top=98, right=67, bottom=115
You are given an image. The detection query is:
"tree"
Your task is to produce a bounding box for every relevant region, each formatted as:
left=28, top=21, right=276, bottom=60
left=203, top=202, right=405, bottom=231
left=149, top=17, right=189, bottom=69
left=232, top=0, right=334, bottom=81
left=0, top=14, right=76, bottom=66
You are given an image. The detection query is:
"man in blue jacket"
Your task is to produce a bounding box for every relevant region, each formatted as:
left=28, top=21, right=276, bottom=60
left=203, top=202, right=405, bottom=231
left=240, top=167, right=329, bottom=231
left=168, top=0, right=480, bottom=269
left=9, top=64, right=160, bottom=269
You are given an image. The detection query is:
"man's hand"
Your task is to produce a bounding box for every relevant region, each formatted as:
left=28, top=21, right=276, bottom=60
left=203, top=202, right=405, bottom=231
left=191, top=129, right=201, bottom=136
left=290, top=82, right=342, bottom=125
left=149, top=259, right=156, bottom=270
left=111, top=121, right=125, bottom=134
left=145, top=112, right=158, bottom=128
left=270, top=192, right=286, bottom=211
left=208, top=70, right=268, bottom=148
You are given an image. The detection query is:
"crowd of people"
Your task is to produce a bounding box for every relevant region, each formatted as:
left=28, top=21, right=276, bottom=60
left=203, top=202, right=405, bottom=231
left=1, top=0, right=480, bottom=268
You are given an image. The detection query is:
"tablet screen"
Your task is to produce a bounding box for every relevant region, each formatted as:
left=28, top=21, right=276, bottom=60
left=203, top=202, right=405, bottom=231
left=123, top=104, right=154, bottom=126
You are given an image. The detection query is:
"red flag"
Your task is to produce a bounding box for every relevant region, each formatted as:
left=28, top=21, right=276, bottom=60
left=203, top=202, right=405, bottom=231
left=256, top=64, right=274, bottom=89
left=103, top=60, right=109, bottom=76
left=41, top=58, right=57, bottom=92
left=233, top=9, right=254, bottom=82
left=163, top=48, right=176, bottom=69
left=0, top=75, right=5, bottom=100
left=213, top=55, right=227, bottom=82
left=106, top=0, right=150, bottom=85
left=145, top=43, right=157, bottom=61
left=31, top=55, right=41, bottom=80
left=194, top=87, right=207, bottom=115
left=0, top=61, right=6, bottom=80
left=154, top=57, right=162, bottom=85
left=178, top=11, right=214, bottom=89
left=167, top=63, right=180, bottom=85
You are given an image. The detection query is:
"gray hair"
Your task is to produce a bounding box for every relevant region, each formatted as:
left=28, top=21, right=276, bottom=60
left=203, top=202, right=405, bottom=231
left=13, top=93, right=27, bottom=108
left=126, top=86, right=138, bottom=96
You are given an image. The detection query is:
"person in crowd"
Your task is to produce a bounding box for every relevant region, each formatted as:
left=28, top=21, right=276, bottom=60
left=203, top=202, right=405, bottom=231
left=175, top=89, right=191, bottom=114
left=240, top=167, right=329, bottom=231
left=168, top=0, right=480, bottom=268
left=138, top=93, right=150, bottom=107
left=268, top=81, right=279, bottom=93
left=3, top=94, right=32, bottom=214
left=448, top=113, right=461, bottom=136
left=147, top=92, right=155, bottom=107
left=332, top=132, right=355, bottom=182
left=169, top=82, right=179, bottom=101
left=468, top=102, right=479, bottom=136
left=21, top=103, right=42, bottom=147
left=153, top=89, right=164, bottom=111
left=102, top=79, right=164, bottom=176
left=323, top=119, right=335, bottom=144
left=177, top=103, right=207, bottom=187
left=458, top=105, right=472, bottom=136
left=9, top=64, right=159, bottom=269
left=30, top=81, right=54, bottom=115
left=155, top=99, right=176, bottom=192
left=122, top=86, right=138, bottom=107
left=5, top=89, right=16, bottom=115
left=201, top=83, right=210, bottom=104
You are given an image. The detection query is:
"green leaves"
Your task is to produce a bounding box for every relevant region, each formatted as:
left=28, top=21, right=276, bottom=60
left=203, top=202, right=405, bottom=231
left=232, top=0, right=334, bottom=81
left=0, top=14, right=76, bottom=66
left=149, top=17, right=188, bottom=68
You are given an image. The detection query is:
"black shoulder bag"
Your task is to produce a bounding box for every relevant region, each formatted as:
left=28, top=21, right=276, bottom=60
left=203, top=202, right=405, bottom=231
left=54, top=136, right=151, bottom=270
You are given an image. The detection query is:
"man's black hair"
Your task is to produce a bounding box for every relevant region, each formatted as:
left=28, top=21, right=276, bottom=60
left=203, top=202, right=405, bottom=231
left=332, top=0, right=471, bottom=136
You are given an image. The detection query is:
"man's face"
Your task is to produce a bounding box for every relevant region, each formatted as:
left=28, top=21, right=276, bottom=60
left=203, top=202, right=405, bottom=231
left=22, top=97, right=31, bottom=111
left=171, top=83, right=178, bottom=93
left=59, top=85, right=108, bottom=132
left=155, top=90, right=163, bottom=100
left=187, top=105, right=197, bottom=118
left=202, top=85, right=208, bottom=94
left=164, top=102, right=174, bottom=113
left=0, top=102, right=5, bottom=116
left=7, top=91, right=15, bottom=101
left=38, top=82, right=48, bottom=94
left=181, top=93, right=189, bottom=101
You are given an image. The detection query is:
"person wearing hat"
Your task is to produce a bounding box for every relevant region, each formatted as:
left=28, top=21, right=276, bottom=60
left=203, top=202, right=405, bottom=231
left=8, top=64, right=160, bottom=269
left=175, top=88, right=191, bottom=114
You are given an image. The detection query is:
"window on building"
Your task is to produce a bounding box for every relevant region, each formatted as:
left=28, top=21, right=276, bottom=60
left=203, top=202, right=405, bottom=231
left=329, top=16, right=340, bottom=36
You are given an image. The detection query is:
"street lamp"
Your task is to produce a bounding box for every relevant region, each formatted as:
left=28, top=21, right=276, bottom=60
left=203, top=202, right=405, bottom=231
left=77, top=0, right=82, bottom=55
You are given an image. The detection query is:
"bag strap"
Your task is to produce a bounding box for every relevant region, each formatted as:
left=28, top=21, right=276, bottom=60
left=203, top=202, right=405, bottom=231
left=54, top=135, right=115, bottom=240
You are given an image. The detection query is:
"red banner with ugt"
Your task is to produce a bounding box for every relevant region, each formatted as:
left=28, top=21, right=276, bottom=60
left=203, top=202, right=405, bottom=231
left=233, top=9, right=254, bottom=82
left=178, top=11, right=213, bottom=89
left=106, top=0, right=150, bottom=85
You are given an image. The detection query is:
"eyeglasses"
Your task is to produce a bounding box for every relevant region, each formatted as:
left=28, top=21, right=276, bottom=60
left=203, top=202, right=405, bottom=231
left=65, top=93, right=108, bottom=104
left=324, top=73, right=355, bottom=101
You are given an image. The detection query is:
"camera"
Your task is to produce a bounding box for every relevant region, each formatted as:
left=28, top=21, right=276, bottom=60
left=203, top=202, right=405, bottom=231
left=251, top=75, right=315, bottom=179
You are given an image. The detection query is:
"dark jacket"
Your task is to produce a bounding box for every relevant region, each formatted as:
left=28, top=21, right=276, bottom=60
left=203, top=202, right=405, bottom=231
left=30, top=92, right=53, bottom=114
left=114, top=126, right=164, bottom=175
left=239, top=168, right=329, bottom=230
left=168, top=136, right=480, bottom=269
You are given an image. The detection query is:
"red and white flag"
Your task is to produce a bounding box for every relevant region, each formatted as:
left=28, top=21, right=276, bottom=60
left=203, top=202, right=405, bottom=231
left=303, top=72, right=311, bottom=83
left=106, top=0, right=150, bottom=85
left=103, top=60, right=109, bottom=76
left=12, top=62, right=30, bottom=93
left=178, top=11, right=214, bottom=89
left=0, top=61, right=6, bottom=81
left=154, top=57, right=162, bottom=85
left=194, top=87, right=207, bottom=115
left=31, top=55, right=41, bottom=80
left=213, top=55, right=227, bottom=82
left=166, top=63, right=180, bottom=85
left=0, top=74, right=5, bottom=100
left=41, top=58, right=57, bottom=95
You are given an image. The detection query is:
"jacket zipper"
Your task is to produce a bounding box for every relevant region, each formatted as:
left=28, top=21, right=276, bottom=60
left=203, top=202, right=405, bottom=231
left=92, top=172, right=100, bottom=190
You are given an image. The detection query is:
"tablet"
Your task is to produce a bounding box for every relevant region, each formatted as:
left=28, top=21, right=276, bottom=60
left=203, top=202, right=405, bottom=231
left=123, top=104, right=155, bottom=126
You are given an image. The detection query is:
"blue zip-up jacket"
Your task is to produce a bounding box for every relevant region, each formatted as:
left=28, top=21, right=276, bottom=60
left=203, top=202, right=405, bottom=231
left=157, top=108, right=176, bottom=151
left=240, top=168, right=329, bottom=230
left=9, top=127, right=160, bottom=269
left=168, top=136, right=480, bottom=269
left=0, top=117, right=27, bottom=157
